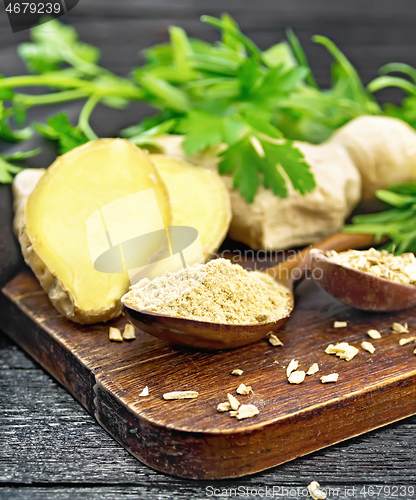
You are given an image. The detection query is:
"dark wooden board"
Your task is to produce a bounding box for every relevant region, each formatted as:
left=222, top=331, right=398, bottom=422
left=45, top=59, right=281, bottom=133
left=2, top=0, right=416, bottom=490
left=1, top=268, right=416, bottom=480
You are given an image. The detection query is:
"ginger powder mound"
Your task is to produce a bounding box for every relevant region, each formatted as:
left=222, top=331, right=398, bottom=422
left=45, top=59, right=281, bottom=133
left=122, top=258, right=291, bottom=325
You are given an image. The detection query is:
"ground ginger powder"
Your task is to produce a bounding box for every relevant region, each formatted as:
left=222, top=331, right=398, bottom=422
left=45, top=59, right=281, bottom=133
left=122, top=259, right=291, bottom=325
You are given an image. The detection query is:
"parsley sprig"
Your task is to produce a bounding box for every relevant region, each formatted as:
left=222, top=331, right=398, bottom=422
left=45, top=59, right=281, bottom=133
left=344, top=184, right=416, bottom=254
left=0, top=12, right=410, bottom=207
left=0, top=148, right=41, bottom=183
left=0, top=19, right=143, bottom=158
left=129, top=15, right=318, bottom=200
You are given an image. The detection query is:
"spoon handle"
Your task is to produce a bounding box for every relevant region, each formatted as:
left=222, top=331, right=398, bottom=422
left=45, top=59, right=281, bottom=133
left=268, top=232, right=376, bottom=287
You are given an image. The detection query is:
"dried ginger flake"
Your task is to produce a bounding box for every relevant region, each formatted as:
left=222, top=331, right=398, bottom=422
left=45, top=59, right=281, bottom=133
left=163, top=391, right=199, bottom=400
left=268, top=334, right=283, bottom=346
left=123, top=323, right=136, bottom=340
left=109, top=326, right=123, bottom=342
left=227, top=393, right=240, bottom=410
left=306, top=363, right=319, bottom=376
left=361, top=341, right=375, bottom=354
left=367, top=329, right=381, bottom=339
left=327, top=248, right=416, bottom=286
left=231, top=369, right=243, bottom=376
left=286, top=359, right=299, bottom=378
left=325, top=342, right=358, bottom=361
left=288, top=370, right=306, bottom=384
left=321, top=373, right=339, bottom=384
left=230, top=404, right=259, bottom=420
left=308, top=481, right=327, bottom=500
left=392, top=322, right=409, bottom=334
left=399, top=337, right=415, bottom=346
left=236, top=383, right=252, bottom=395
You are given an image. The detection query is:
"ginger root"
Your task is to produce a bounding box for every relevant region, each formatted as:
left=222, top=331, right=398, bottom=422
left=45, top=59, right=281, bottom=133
left=149, top=155, right=231, bottom=259
left=20, top=139, right=170, bottom=324
left=155, top=116, right=416, bottom=250
left=330, top=116, right=416, bottom=201
left=14, top=142, right=231, bottom=324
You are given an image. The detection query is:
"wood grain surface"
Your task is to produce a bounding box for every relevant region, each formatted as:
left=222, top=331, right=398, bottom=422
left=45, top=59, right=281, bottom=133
left=1, top=267, right=416, bottom=480
left=2, top=0, right=416, bottom=496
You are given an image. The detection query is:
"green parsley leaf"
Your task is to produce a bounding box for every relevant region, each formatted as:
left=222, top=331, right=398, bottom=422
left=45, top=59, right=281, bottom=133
left=0, top=102, right=33, bottom=142
left=344, top=183, right=416, bottom=254
left=242, top=112, right=283, bottom=139
left=36, top=112, right=89, bottom=154
left=285, top=29, right=319, bottom=89
left=260, top=139, right=314, bottom=194
left=238, top=57, right=261, bottom=98
left=128, top=119, right=177, bottom=148
left=135, top=71, right=191, bottom=112
left=178, top=110, right=244, bottom=156
left=0, top=147, right=41, bottom=184
left=219, top=131, right=314, bottom=202
left=18, top=18, right=101, bottom=75
left=219, top=136, right=261, bottom=202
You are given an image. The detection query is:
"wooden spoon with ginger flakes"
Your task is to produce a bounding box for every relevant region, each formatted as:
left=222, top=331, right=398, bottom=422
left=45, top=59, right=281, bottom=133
left=123, top=232, right=397, bottom=350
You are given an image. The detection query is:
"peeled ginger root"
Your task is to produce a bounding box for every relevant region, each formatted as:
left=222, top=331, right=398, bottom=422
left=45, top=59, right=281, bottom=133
left=330, top=116, right=416, bottom=200
left=155, top=116, right=416, bottom=250
left=153, top=134, right=361, bottom=250
left=225, top=141, right=361, bottom=250
left=12, top=167, right=46, bottom=237
left=20, top=139, right=170, bottom=324
left=149, top=154, right=231, bottom=259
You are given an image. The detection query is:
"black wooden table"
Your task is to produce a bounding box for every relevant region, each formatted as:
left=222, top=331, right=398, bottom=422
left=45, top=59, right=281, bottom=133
left=1, top=1, right=416, bottom=498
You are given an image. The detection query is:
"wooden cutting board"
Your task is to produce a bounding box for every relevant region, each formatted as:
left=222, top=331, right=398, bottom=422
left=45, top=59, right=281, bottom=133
left=1, top=268, right=416, bottom=480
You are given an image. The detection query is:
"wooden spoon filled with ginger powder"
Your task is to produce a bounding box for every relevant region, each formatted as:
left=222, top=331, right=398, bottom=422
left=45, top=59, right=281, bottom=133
left=122, top=259, right=291, bottom=326
left=122, top=232, right=380, bottom=349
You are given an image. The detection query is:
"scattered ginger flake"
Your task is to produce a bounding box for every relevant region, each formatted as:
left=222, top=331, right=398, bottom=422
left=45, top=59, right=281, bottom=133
left=268, top=334, right=283, bottom=346
left=308, top=481, right=327, bottom=500
left=231, top=369, right=243, bottom=376
left=325, top=342, right=358, bottom=361
left=321, top=373, right=339, bottom=383
left=109, top=326, right=123, bottom=342
left=392, top=322, right=409, bottom=334
left=333, top=321, right=347, bottom=328
left=306, top=363, right=319, bottom=376
left=288, top=370, right=306, bottom=384
left=229, top=404, right=259, bottom=420
left=163, top=391, right=198, bottom=400
left=217, top=402, right=231, bottom=412
left=361, top=341, right=375, bottom=354
left=367, top=329, right=381, bottom=339
left=227, top=393, right=240, bottom=410
left=286, top=359, right=299, bottom=378
left=229, top=410, right=238, bottom=417
left=273, top=360, right=279, bottom=364
left=139, top=386, right=149, bottom=397
left=338, top=347, right=358, bottom=361
left=236, top=383, right=252, bottom=395
left=123, top=323, right=136, bottom=340
left=399, top=337, right=415, bottom=346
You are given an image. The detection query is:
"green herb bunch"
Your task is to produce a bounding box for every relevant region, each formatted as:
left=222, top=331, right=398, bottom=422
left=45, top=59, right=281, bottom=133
left=344, top=184, right=416, bottom=254
left=0, top=13, right=411, bottom=207
left=0, top=19, right=142, bottom=181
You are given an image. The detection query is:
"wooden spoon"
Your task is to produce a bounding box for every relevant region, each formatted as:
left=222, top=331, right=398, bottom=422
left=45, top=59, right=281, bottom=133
left=123, top=232, right=379, bottom=350
left=309, top=248, right=416, bottom=312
